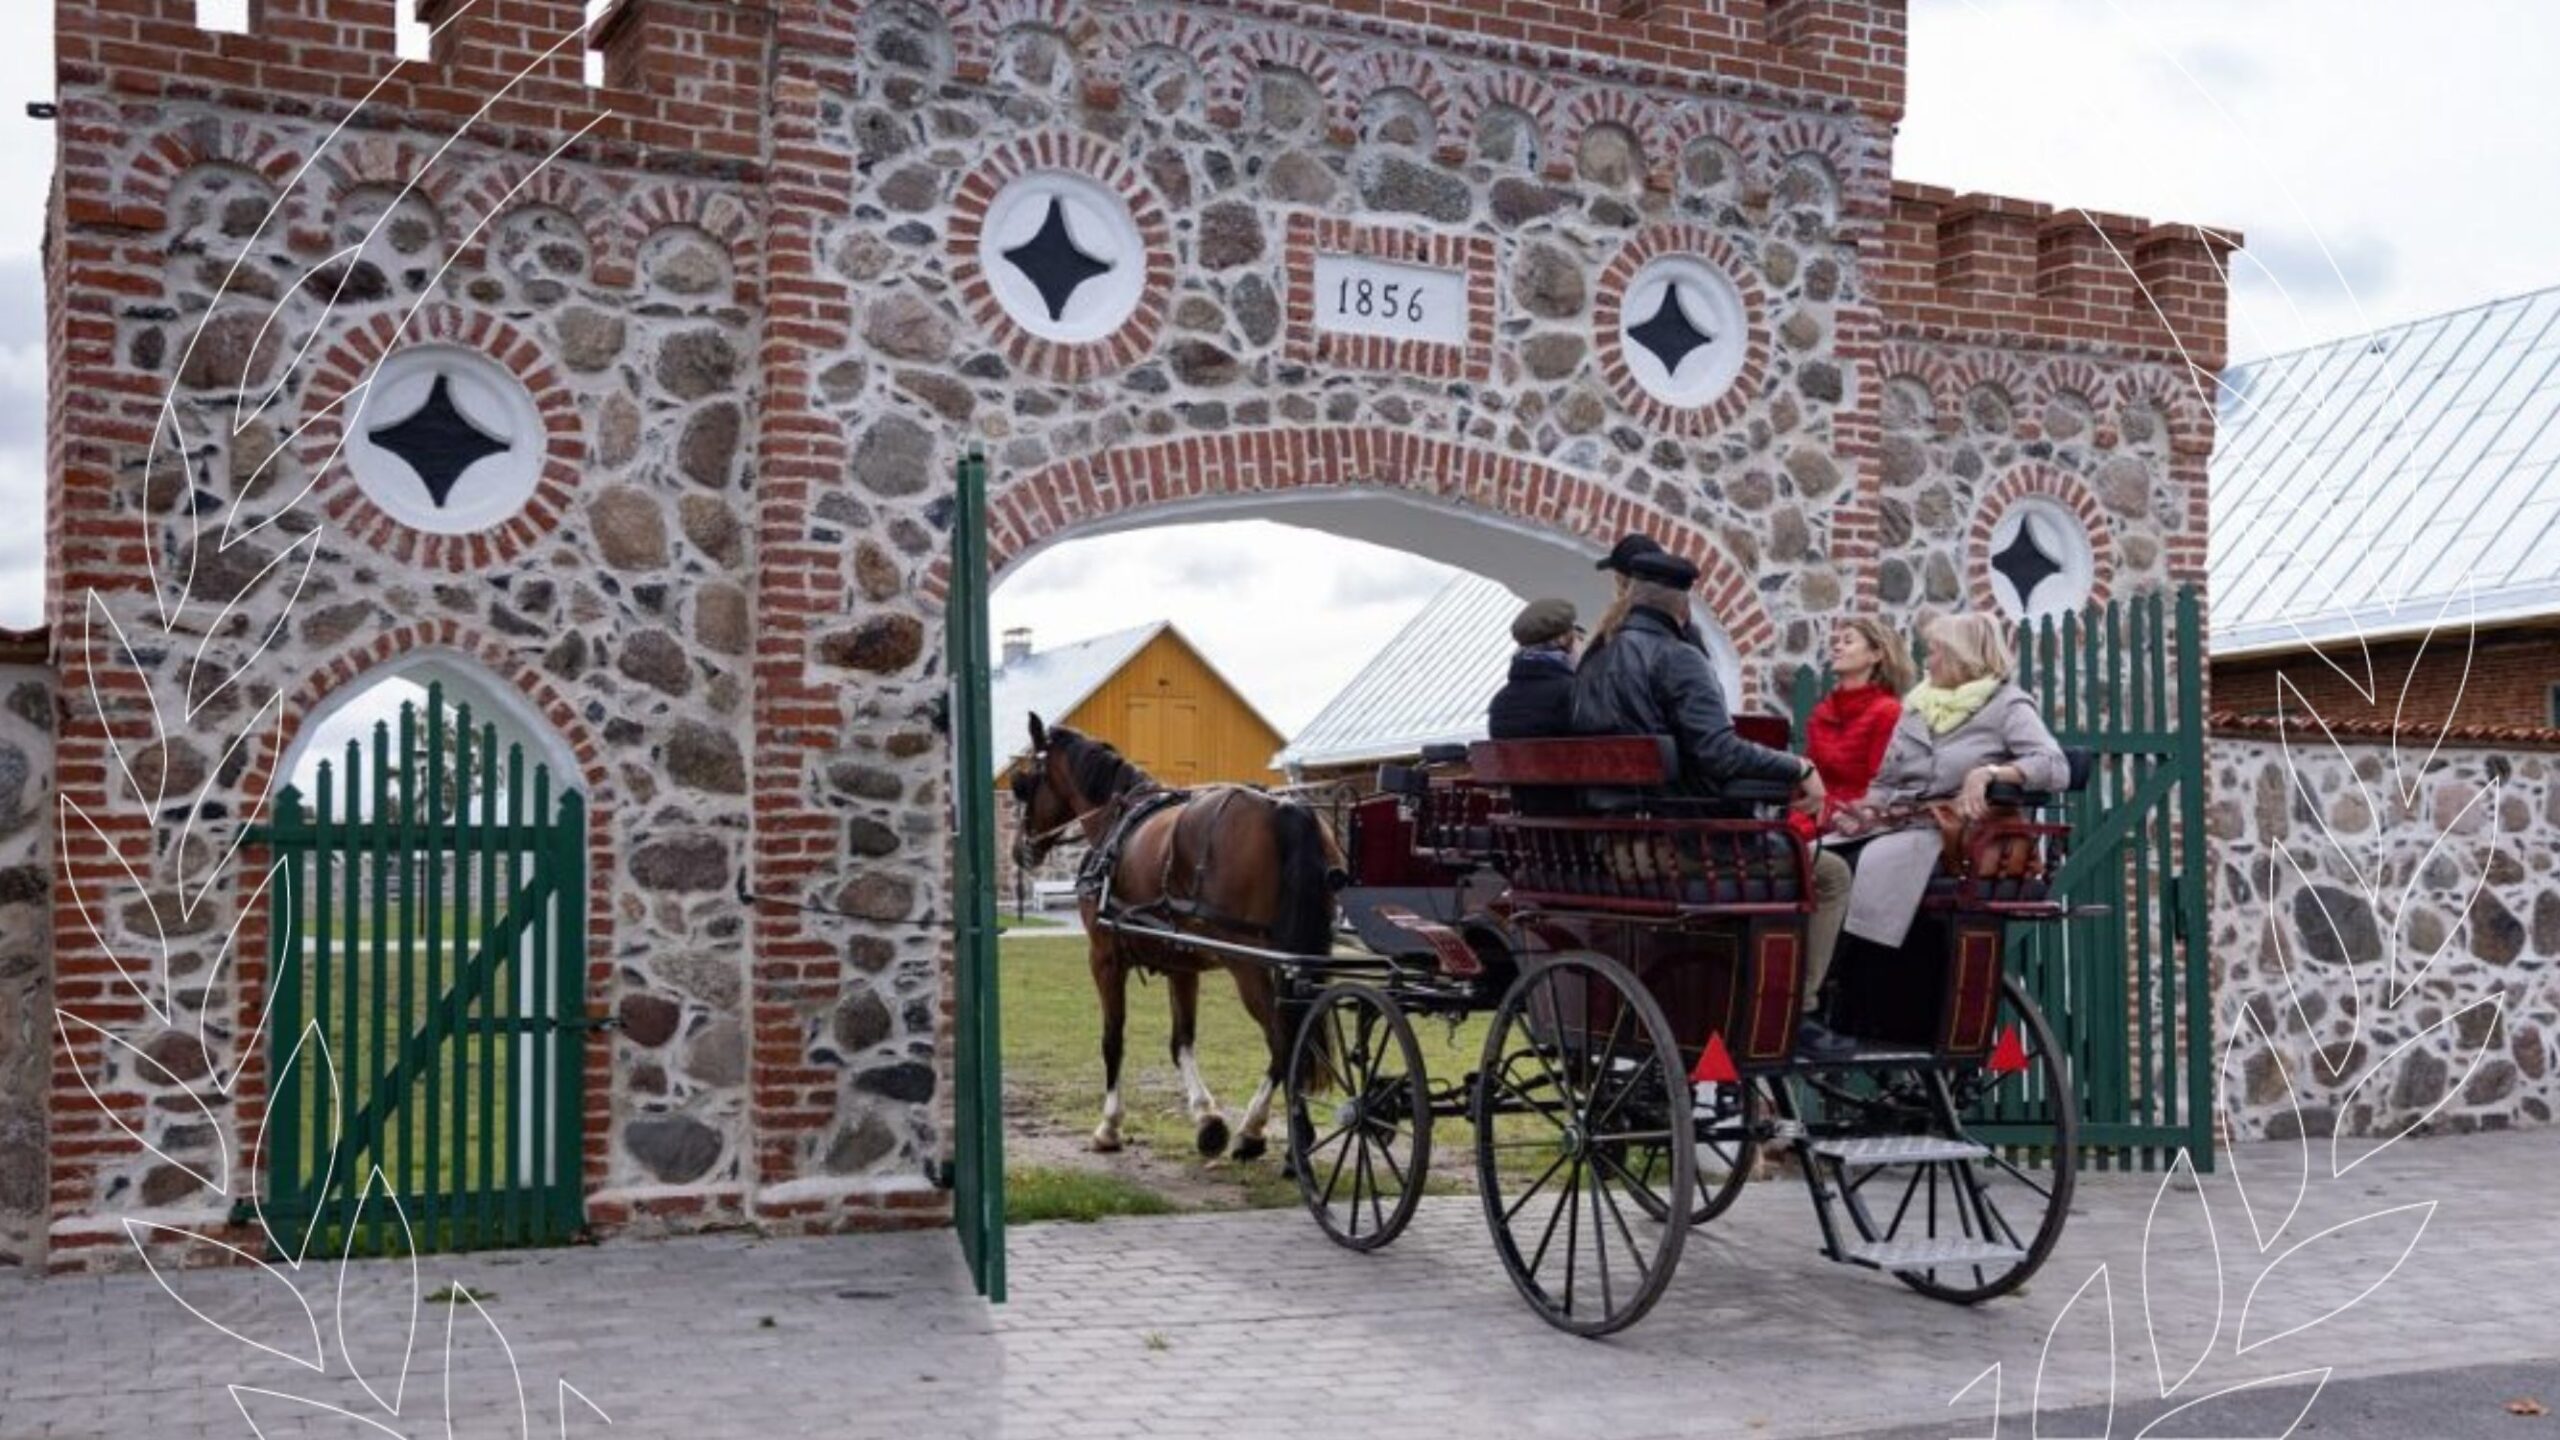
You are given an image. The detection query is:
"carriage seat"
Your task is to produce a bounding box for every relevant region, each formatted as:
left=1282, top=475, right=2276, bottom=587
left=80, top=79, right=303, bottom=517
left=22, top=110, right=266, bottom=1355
left=1466, top=736, right=1805, bottom=907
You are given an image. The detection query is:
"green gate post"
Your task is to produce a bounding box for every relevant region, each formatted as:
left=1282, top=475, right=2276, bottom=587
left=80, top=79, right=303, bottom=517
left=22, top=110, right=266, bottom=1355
left=949, top=449, right=1007, bottom=1300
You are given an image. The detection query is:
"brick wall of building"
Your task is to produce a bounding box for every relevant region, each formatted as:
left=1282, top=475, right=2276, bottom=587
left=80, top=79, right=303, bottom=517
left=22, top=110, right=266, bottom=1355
left=2215, top=627, right=2560, bottom=735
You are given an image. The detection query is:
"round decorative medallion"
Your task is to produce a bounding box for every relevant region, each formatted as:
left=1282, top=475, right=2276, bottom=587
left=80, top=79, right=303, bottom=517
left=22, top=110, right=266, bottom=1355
left=1984, top=496, right=2096, bottom=620
left=1594, top=227, right=1770, bottom=436
left=949, top=134, right=1174, bottom=380
left=979, top=172, right=1147, bottom=343
left=1617, top=254, right=1749, bottom=410
left=348, top=346, right=544, bottom=535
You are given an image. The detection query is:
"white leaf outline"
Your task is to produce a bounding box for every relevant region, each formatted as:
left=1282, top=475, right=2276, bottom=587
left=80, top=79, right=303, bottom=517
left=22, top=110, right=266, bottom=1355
left=339, top=1167, right=421, bottom=1418
left=249, top=1019, right=342, bottom=1270
left=56, top=791, right=172, bottom=1027
left=2330, top=996, right=2504, bottom=1180
left=2383, top=582, right=2477, bottom=812
left=202, top=856, right=287, bottom=1096
left=558, top=1379, right=615, bottom=1435
left=54, top=1008, right=228, bottom=1194
left=1947, top=1361, right=2002, bottom=1440
left=83, top=590, right=172, bottom=818
left=2236, top=1201, right=2435, bottom=1355
left=2217, top=1006, right=2303, bottom=1254
left=2380, top=774, right=2497, bottom=1008
left=445, top=1284, right=534, bottom=1440
left=230, top=1386, right=409, bottom=1440
left=127, top=1220, right=323, bottom=1373
left=2140, top=1150, right=2221, bottom=1399
left=2033, top=1263, right=2115, bottom=1440
left=177, top=689, right=291, bottom=933
left=181, top=528, right=324, bottom=726
left=2131, top=1368, right=2332, bottom=1440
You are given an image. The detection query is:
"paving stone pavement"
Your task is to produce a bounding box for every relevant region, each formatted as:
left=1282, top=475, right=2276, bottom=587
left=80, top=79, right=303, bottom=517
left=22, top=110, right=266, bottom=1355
left=2, top=1129, right=2552, bottom=1439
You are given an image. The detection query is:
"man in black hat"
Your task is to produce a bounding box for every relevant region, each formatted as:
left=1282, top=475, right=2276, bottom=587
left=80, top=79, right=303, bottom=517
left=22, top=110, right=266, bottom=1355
left=1487, top=597, right=1581, bottom=740
left=1572, top=532, right=1859, bottom=1059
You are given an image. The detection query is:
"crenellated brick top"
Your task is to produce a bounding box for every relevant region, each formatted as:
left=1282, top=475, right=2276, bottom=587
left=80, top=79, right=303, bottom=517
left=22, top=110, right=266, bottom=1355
left=1877, top=181, right=2243, bottom=368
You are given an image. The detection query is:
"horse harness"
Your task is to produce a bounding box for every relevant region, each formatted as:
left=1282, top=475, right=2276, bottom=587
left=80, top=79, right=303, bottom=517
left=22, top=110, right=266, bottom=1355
left=1075, top=784, right=1293, bottom=954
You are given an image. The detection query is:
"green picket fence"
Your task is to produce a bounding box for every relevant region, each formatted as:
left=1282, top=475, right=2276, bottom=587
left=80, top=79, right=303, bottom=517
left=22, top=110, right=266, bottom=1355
left=1787, top=588, right=2213, bottom=1171
left=245, top=683, right=590, bottom=1256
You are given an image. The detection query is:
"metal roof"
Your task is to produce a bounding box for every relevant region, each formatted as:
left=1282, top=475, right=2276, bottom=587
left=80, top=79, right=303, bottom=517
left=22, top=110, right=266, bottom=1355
left=2211, top=282, right=2560, bottom=657
left=988, top=621, right=1163, bottom=773
left=1274, top=574, right=1521, bottom=771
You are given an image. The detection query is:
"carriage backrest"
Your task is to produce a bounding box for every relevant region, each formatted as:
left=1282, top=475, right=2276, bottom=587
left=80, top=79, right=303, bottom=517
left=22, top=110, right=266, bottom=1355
left=1464, top=735, right=1678, bottom=790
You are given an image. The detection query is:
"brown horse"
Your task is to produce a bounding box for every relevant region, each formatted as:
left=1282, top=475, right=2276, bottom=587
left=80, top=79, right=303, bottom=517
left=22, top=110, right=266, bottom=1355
left=1011, top=714, right=1341, bottom=1162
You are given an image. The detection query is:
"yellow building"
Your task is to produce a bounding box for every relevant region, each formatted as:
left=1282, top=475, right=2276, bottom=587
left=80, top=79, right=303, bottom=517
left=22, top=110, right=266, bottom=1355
left=991, top=622, right=1285, bottom=790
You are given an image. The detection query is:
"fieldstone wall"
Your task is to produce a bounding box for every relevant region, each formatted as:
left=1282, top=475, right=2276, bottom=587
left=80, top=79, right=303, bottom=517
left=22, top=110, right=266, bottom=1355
left=0, top=654, right=52, bottom=1268
left=2210, top=727, right=2560, bottom=1140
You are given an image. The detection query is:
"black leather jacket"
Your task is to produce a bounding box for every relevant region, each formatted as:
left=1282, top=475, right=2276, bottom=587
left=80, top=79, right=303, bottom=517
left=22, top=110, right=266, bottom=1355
left=1487, top=648, right=1577, bottom=740
left=1570, top=605, right=1803, bottom=789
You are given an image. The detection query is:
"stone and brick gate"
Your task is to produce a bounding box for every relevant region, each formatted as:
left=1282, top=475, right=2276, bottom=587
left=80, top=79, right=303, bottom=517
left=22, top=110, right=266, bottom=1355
left=15, top=0, right=2235, bottom=1271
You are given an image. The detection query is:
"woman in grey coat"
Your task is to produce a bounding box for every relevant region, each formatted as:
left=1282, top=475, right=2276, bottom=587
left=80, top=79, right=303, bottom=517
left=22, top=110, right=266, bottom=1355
left=1831, top=612, right=2069, bottom=952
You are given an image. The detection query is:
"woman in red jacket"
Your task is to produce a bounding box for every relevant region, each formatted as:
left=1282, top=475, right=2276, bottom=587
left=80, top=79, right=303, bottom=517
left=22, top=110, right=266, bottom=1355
left=1790, top=616, right=1914, bottom=842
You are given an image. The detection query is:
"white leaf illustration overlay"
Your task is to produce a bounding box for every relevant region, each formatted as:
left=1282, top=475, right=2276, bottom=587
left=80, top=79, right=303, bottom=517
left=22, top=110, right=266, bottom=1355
left=339, top=1168, right=420, bottom=1418
left=230, top=1387, right=408, bottom=1440
left=56, top=1009, right=227, bottom=1194
left=2034, top=1263, right=2116, bottom=1440
left=249, top=1020, right=342, bottom=1271
left=2238, top=1201, right=2435, bottom=1354
left=2133, top=1368, right=2332, bottom=1440
left=446, top=1287, right=534, bottom=1440
left=128, top=1221, right=323, bottom=1373
left=2141, top=1150, right=2222, bottom=1399
left=2330, top=997, right=2504, bottom=1180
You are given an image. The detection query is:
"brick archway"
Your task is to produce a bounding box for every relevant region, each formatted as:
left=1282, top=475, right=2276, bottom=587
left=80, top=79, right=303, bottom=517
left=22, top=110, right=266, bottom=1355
left=937, top=427, right=1778, bottom=657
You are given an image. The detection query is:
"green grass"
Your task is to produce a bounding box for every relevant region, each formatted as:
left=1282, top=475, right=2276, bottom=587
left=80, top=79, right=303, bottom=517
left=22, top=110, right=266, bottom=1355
left=999, top=933, right=1498, bottom=1210
left=1004, top=1166, right=1177, bottom=1223
left=997, top=913, right=1064, bottom=933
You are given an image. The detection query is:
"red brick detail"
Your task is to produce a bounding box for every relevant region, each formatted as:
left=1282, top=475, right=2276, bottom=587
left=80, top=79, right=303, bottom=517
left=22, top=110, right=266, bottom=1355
left=225, top=620, right=623, bottom=1216
left=312, top=133, right=470, bottom=232
left=2113, top=367, right=2220, bottom=459
left=946, top=133, right=1173, bottom=383
left=1659, top=103, right=1762, bottom=179
left=106, top=114, right=307, bottom=231
left=1219, top=27, right=1344, bottom=131
left=932, top=428, right=1778, bottom=657
left=1875, top=338, right=1957, bottom=418
left=452, top=160, right=630, bottom=287
left=1592, top=225, right=1772, bottom=439
left=1339, top=49, right=1456, bottom=155
left=621, top=183, right=765, bottom=303
left=1966, top=464, right=2119, bottom=616
left=1557, top=87, right=1670, bottom=189
left=1100, top=7, right=1231, bottom=105
left=1881, top=182, right=2242, bottom=369
left=955, top=0, right=1101, bottom=82
left=1450, top=70, right=1561, bottom=165
left=1282, top=215, right=1495, bottom=383
left=296, top=307, right=586, bottom=572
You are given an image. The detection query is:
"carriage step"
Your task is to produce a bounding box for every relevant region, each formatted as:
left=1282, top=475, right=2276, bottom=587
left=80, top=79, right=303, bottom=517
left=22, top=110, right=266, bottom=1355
left=1839, top=1237, right=2024, bottom=1271
left=1809, top=1136, right=1991, bottom=1165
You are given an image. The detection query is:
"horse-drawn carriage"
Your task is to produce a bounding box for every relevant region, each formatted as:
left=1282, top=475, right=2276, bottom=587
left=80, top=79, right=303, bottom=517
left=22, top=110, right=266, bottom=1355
left=1014, top=715, right=2091, bottom=1337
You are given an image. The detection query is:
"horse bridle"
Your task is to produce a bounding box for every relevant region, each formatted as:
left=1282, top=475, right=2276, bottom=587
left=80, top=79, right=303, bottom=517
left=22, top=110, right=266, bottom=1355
left=1014, top=741, right=1121, bottom=863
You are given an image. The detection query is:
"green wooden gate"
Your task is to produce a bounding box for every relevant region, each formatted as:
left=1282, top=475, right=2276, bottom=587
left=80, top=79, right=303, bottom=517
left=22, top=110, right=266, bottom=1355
left=947, top=450, right=1007, bottom=1300
left=1789, top=587, right=2214, bottom=1170
left=247, top=684, right=591, bottom=1255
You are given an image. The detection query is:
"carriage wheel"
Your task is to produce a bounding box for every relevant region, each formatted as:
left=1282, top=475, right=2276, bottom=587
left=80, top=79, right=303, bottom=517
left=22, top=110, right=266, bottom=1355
left=1287, top=982, right=1432, bottom=1252
left=1805, top=972, right=2077, bottom=1304
left=1626, top=1077, right=1763, bottom=1227
left=1473, top=952, right=1692, bottom=1337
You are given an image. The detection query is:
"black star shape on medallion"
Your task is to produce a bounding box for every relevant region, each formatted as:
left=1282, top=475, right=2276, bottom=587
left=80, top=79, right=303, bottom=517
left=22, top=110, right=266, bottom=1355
left=367, top=373, right=513, bottom=509
left=1626, top=284, right=1715, bottom=378
left=1001, top=196, right=1114, bottom=322
left=1992, top=514, right=2067, bottom=614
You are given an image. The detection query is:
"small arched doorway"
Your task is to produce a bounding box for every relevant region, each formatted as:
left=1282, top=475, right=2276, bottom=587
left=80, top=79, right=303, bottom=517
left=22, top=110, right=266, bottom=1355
left=256, top=650, right=594, bottom=1256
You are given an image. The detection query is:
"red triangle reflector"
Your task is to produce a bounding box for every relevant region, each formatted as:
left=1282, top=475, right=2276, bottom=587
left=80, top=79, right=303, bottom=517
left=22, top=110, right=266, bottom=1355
left=1989, top=1025, right=2029, bottom=1074
left=1691, top=1031, right=1739, bottom=1085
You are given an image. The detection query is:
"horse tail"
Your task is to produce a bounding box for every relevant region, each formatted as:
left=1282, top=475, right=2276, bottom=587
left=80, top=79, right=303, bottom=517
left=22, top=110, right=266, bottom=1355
left=1271, top=797, right=1344, bottom=1096
left=1269, top=798, right=1341, bottom=959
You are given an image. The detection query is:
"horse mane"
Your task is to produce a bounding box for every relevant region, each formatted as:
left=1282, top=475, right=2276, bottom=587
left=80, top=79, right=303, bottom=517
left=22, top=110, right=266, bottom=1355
left=1054, top=727, right=1154, bottom=803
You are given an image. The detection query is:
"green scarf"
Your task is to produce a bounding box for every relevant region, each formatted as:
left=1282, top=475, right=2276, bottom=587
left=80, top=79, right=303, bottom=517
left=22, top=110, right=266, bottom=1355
left=1906, top=676, right=2001, bottom=734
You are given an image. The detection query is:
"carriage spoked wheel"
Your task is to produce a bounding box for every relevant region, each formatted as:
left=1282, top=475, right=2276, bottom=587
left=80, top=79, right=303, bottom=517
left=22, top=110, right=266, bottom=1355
left=1473, top=952, right=1693, bottom=1337
left=1286, top=981, right=1433, bottom=1252
left=1800, top=972, right=2077, bottom=1304
left=1625, top=1076, right=1763, bottom=1227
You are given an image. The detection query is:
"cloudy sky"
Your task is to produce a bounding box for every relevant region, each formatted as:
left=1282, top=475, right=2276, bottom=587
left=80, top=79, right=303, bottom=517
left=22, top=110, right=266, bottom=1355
left=1, top=0, right=2553, bottom=738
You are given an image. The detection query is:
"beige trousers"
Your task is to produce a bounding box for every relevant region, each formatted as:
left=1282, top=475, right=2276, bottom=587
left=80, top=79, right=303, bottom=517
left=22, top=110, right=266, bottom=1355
left=1803, top=850, right=1853, bottom=1014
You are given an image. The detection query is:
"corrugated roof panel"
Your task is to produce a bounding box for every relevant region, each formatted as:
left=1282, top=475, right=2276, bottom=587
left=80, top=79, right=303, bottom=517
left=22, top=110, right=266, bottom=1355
left=2210, top=282, right=2560, bottom=655
left=1275, top=574, right=1523, bottom=768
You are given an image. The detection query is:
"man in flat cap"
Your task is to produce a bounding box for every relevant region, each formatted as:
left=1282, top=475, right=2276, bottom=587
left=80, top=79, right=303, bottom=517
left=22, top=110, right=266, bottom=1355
left=1487, top=596, right=1581, bottom=740
left=1574, top=531, right=1860, bottom=1059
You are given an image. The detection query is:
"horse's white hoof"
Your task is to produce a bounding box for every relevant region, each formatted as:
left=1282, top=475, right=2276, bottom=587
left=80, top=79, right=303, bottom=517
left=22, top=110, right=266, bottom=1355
left=1091, top=1129, right=1124, bottom=1153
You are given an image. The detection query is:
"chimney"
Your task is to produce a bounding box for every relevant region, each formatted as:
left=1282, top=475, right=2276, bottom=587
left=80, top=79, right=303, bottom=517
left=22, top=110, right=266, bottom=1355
left=1001, top=627, right=1034, bottom=665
